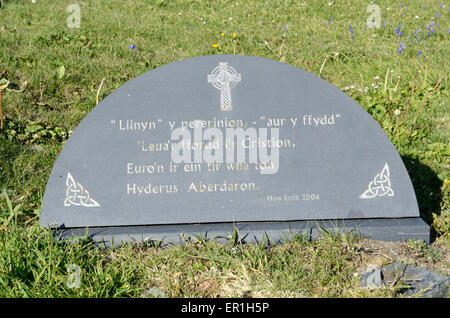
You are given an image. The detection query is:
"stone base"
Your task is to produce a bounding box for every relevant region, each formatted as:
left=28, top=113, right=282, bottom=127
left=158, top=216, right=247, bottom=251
left=54, top=217, right=430, bottom=247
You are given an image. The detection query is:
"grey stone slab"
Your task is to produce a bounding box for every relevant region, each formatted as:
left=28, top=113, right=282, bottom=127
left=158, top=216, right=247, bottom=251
left=40, top=55, right=430, bottom=244
left=310, top=217, right=430, bottom=242
left=54, top=217, right=430, bottom=247
left=360, top=261, right=449, bottom=297
left=55, top=220, right=313, bottom=247
left=381, top=262, right=449, bottom=297
left=360, top=266, right=384, bottom=288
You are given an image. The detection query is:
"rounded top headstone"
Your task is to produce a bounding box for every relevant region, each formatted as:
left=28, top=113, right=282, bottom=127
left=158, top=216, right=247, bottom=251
left=40, top=55, right=419, bottom=229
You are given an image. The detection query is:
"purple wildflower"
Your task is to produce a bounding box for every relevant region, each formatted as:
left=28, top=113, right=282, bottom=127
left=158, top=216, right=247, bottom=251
left=394, top=24, right=403, bottom=38
left=328, top=17, right=332, bottom=25
left=426, top=21, right=435, bottom=37
left=349, top=24, right=354, bottom=38
left=128, top=44, right=136, bottom=51
left=417, top=51, right=421, bottom=57
left=383, top=21, right=386, bottom=28
left=416, top=28, right=421, bottom=40
left=435, top=11, right=439, bottom=18
left=440, top=3, right=444, bottom=8
left=283, top=24, right=287, bottom=33
left=397, top=42, right=405, bottom=53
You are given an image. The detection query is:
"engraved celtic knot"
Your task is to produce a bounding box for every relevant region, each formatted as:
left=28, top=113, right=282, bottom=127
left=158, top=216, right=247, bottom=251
left=64, top=172, right=100, bottom=207
left=359, top=163, right=394, bottom=199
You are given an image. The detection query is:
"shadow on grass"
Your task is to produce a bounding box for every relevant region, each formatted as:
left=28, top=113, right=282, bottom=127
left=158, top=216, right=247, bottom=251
left=402, top=155, right=443, bottom=242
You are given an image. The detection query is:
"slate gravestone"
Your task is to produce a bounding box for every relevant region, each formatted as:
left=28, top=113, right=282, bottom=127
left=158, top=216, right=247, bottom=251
left=40, top=55, right=430, bottom=244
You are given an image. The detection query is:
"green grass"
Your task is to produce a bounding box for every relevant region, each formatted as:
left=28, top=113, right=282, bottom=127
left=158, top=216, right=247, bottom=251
left=0, top=0, right=449, bottom=297
left=0, top=209, right=395, bottom=298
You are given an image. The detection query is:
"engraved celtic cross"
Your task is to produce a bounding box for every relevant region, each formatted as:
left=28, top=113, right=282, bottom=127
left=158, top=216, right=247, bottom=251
left=208, top=62, right=241, bottom=111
